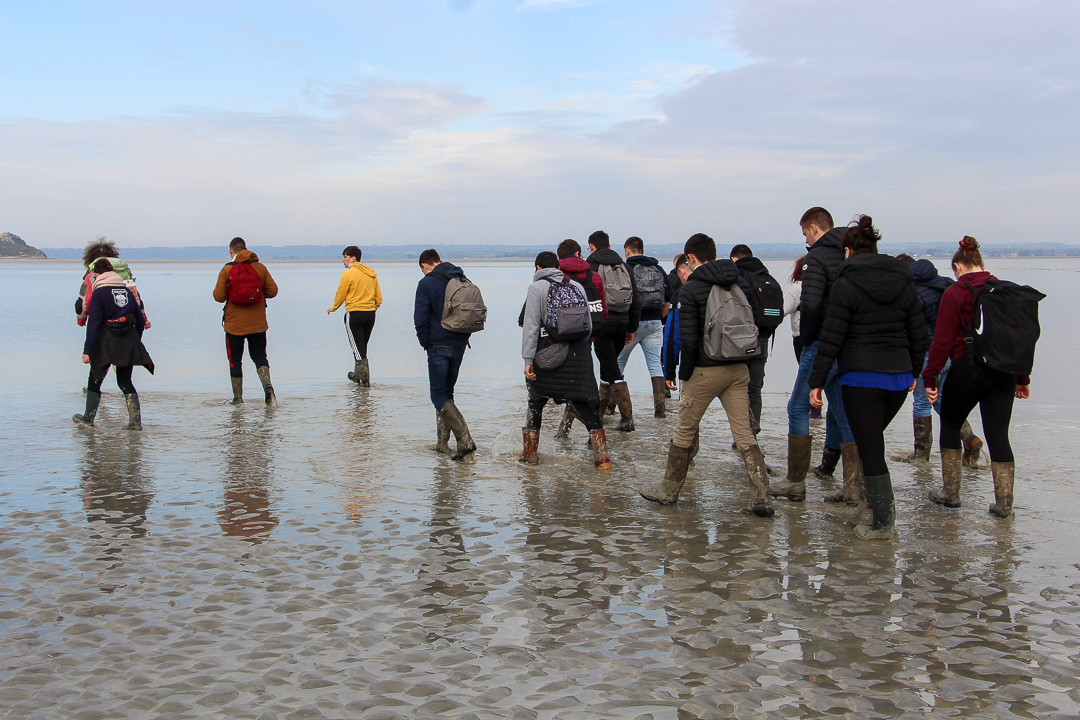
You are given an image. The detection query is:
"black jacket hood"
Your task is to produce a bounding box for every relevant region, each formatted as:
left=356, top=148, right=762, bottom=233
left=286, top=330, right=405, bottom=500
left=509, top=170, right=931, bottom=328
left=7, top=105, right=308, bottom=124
left=839, top=253, right=913, bottom=304
left=688, top=258, right=739, bottom=288
left=911, top=258, right=946, bottom=286
left=587, top=248, right=624, bottom=266
left=808, top=227, right=846, bottom=253
left=734, top=256, right=768, bottom=274
left=626, top=255, right=659, bottom=268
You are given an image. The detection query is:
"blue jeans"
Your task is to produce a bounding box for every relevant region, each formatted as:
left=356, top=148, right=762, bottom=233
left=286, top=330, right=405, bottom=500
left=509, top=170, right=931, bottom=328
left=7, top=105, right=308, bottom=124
left=912, top=356, right=949, bottom=417
left=787, top=342, right=853, bottom=441
left=617, top=319, right=664, bottom=377
left=427, top=345, right=466, bottom=410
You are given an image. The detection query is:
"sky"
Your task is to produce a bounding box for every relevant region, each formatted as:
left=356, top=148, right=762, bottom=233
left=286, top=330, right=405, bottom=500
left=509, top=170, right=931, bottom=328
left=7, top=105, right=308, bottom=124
left=1, top=0, right=1077, bottom=248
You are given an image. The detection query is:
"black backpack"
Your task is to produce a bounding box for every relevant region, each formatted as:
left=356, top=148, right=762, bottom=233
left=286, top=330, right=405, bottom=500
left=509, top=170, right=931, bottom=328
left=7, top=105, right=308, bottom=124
left=631, top=263, right=666, bottom=310
left=744, top=267, right=784, bottom=333
left=964, top=280, right=1045, bottom=376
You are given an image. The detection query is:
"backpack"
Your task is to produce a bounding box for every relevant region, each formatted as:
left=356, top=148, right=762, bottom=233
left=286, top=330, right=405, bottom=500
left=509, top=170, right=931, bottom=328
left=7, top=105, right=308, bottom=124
left=744, top=267, right=784, bottom=333
left=226, top=262, right=264, bottom=306
left=963, top=280, right=1045, bottom=376
left=632, top=263, right=666, bottom=310
left=579, top=269, right=605, bottom=334
left=596, top=263, right=633, bottom=313
left=702, top=284, right=760, bottom=362
left=436, top=271, right=487, bottom=333
left=542, top=276, right=590, bottom=343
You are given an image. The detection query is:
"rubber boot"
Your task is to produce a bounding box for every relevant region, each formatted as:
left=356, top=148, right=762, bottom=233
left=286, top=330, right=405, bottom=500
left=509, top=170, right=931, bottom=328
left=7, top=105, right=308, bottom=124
left=256, top=366, right=277, bottom=407
left=770, top=434, right=811, bottom=501
left=348, top=361, right=362, bottom=384
left=688, top=430, right=700, bottom=464
left=639, top=443, right=691, bottom=505
left=741, top=445, right=775, bottom=517
left=519, top=428, right=540, bottom=464
left=855, top=473, right=897, bottom=540
left=439, top=401, right=476, bottom=460
left=811, top=445, right=841, bottom=480
left=750, top=401, right=762, bottom=436
left=555, top=402, right=580, bottom=439
left=72, top=390, right=101, bottom=427
left=435, top=410, right=451, bottom=454
left=357, top=359, right=370, bottom=387
left=230, top=377, right=244, bottom=405
left=989, top=461, right=1015, bottom=518
left=124, top=392, right=142, bottom=431
left=612, top=381, right=635, bottom=432
left=598, top=383, right=614, bottom=418
left=929, top=447, right=962, bottom=507
left=826, top=442, right=863, bottom=504
left=589, top=429, right=611, bottom=470
left=651, top=377, right=667, bottom=418
left=961, top=421, right=983, bottom=468
left=902, top=416, right=933, bottom=462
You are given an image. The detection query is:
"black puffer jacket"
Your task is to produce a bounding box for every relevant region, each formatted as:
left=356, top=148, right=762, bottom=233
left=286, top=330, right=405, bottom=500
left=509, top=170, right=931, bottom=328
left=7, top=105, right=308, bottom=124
left=911, top=259, right=952, bottom=345
left=677, top=259, right=757, bottom=382
left=528, top=339, right=601, bottom=408
left=587, top=248, right=641, bottom=333
left=799, top=227, right=847, bottom=347
left=809, top=253, right=928, bottom=388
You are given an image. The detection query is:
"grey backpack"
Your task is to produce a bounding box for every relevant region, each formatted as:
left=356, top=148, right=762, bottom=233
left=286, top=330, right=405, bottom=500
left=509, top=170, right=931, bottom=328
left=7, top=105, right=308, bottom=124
left=597, top=263, right=633, bottom=313
left=436, top=272, right=487, bottom=333
left=632, top=263, right=666, bottom=310
left=702, top=284, right=760, bottom=361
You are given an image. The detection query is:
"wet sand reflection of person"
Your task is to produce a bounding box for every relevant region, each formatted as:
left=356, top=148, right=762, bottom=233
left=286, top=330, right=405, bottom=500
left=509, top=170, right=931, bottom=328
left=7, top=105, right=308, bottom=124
left=218, top=408, right=278, bottom=544
left=415, top=463, right=483, bottom=619
left=78, top=431, right=154, bottom=561
left=338, top=390, right=379, bottom=521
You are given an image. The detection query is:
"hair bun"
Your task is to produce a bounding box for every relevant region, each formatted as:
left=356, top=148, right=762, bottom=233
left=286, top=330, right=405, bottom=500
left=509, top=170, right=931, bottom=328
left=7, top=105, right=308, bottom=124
left=858, top=215, right=874, bottom=228
left=959, top=236, right=980, bottom=251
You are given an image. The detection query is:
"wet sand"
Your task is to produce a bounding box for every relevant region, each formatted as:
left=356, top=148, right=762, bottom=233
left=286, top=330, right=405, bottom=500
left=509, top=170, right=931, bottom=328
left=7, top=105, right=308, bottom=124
left=1, top=379, right=1078, bottom=719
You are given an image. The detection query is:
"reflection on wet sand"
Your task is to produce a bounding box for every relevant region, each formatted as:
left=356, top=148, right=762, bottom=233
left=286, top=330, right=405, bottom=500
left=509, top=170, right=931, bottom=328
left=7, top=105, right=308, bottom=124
left=77, top=430, right=153, bottom=551
left=217, top=406, right=278, bottom=543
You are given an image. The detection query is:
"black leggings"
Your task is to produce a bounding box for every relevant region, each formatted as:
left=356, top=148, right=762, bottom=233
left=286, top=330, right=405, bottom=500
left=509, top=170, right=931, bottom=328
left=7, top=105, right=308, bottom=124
left=345, top=311, right=376, bottom=361
left=226, top=332, right=268, bottom=378
left=940, top=358, right=1015, bottom=462
left=88, top=366, right=135, bottom=395
left=592, top=320, right=628, bottom=384
left=526, top=392, right=602, bottom=431
left=841, top=385, right=908, bottom=476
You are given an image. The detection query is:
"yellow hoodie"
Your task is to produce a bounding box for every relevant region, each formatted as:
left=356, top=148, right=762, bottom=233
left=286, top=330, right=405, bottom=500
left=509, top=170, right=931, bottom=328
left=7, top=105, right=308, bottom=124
left=331, top=261, right=382, bottom=312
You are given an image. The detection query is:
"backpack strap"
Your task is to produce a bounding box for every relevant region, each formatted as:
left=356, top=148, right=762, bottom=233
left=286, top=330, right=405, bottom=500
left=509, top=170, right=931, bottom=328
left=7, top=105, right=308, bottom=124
left=962, top=282, right=981, bottom=374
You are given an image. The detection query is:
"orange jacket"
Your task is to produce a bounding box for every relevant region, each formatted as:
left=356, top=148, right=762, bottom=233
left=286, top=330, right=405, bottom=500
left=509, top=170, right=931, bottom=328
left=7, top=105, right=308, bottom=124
left=213, top=250, right=279, bottom=335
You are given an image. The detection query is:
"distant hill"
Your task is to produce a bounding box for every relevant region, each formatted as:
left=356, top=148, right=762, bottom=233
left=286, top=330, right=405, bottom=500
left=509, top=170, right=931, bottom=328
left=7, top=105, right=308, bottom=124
left=0, top=233, right=47, bottom=258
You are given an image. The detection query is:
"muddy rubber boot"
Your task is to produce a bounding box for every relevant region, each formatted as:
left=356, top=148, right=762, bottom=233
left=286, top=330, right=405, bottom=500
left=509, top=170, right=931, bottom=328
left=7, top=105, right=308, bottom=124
left=357, top=359, right=370, bottom=387
left=589, top=429, right=612, bottom=469
left=519, top=428, right=540, bottom=464
left=811, top=445, right=841, bottom=480
left=348, top=361, right=362, bottom=384
left=555, top=403, right=579, bottom=439
left=612, top=381, right=635, bottom=432
left=72, top=390, right=101, bottom=427
left=770, top=434, right=811, bottom=501
left=256, top=366, right=277, bottom=407
left=688, top=430, right=700, bottom=464
left=598, top=383, right=614, bottom=418
left=989, top=461, right=1015, bottom=518
left=123, top=392, right=142, bottom=431
left=855, top=473, right=897, bottom=540
left=902, top=416, right=933, bottom=462
left=639, top=443, right=691, bottom=505
left=439, top=401, right=476, bottom=460
left=741, top=445, right=775, bottom=517
left=651, top=377, right=667, bottom=418
left=826, top=442, right=863, bottom=504
left=230, top=377, right=244, bottom=404
left=435, top=410, right=451, bottom=454
left=929, top=447, right=963, bottom=507
left=961, top=421, right=983, bottom=468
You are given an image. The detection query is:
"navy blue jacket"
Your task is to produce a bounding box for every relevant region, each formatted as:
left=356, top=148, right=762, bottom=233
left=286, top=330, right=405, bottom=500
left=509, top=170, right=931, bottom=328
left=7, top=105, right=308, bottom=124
left=911, top=259, right=952, bottom=345
left=626, top=255, right=674, bottom=323
left=84, top=284, right=145, bottom=355
left=662, top=286, right=682, bottom=380
left=414, top=262, right=471, bottom=349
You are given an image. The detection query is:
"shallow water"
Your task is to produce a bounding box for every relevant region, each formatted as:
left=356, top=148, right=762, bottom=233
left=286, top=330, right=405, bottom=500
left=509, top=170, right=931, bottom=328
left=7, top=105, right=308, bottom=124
left=1, top=257, right=1078, bottom=719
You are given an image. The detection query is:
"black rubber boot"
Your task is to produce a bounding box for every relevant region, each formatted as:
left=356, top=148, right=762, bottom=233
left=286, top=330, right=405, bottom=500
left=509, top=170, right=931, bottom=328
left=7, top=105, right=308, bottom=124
left=855, top=473, right=897, bottom=540
left=124, top=392, right=142, bottom=431
left=902, top=416, right=933, bottom=462
left=73, top=390, right=101, bottom=427
left=811, top=445, right=841, bottom=480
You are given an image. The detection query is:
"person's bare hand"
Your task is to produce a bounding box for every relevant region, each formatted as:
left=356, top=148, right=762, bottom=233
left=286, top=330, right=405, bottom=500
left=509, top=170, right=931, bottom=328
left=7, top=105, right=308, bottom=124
left=1015, top=385, right=1030, bottom=399
left=907, top=380, right=917, bottom=392
left=81, top=354, right=90, bottom=364
left=809, top=388, right=824, bottom=408
left=625, top=332, right=634, bottom=345
left=666, top=379, right=677, bottom=391
left=524, top=364, right=536, bottom=381
left=925, top=388, right=939, bottom=404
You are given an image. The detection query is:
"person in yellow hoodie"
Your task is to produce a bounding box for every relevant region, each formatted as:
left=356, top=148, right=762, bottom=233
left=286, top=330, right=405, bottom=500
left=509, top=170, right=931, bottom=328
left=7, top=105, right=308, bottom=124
left=327, top=246, right=383, bottom=386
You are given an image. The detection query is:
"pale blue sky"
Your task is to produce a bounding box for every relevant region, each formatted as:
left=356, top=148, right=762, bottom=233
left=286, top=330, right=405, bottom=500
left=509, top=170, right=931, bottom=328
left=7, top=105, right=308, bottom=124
left=1, top=1, right=1077, bottom=248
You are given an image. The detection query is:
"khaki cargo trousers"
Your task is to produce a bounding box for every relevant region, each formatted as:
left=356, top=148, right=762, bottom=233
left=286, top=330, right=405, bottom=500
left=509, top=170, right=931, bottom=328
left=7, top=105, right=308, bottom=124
left=673, top=363, right=756, bottom=450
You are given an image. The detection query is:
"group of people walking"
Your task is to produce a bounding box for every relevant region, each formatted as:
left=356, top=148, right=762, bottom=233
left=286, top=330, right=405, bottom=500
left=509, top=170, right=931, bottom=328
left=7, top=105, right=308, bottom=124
left=71, top=208, right=1041, bottom=540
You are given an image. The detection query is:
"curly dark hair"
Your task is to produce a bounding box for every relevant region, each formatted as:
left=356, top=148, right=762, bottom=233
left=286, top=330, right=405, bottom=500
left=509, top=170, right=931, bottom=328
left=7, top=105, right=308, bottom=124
left=82, top=237, right=119, bottom=267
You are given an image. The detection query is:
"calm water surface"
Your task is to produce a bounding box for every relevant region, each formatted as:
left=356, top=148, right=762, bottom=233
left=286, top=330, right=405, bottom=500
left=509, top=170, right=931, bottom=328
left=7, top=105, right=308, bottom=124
left=0, top=256, right=1078, bottom=719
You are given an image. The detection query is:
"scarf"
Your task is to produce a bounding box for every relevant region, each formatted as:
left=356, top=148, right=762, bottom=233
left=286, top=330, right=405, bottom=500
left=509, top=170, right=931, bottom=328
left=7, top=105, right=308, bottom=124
left=92, top=271, right=127, bottom=291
